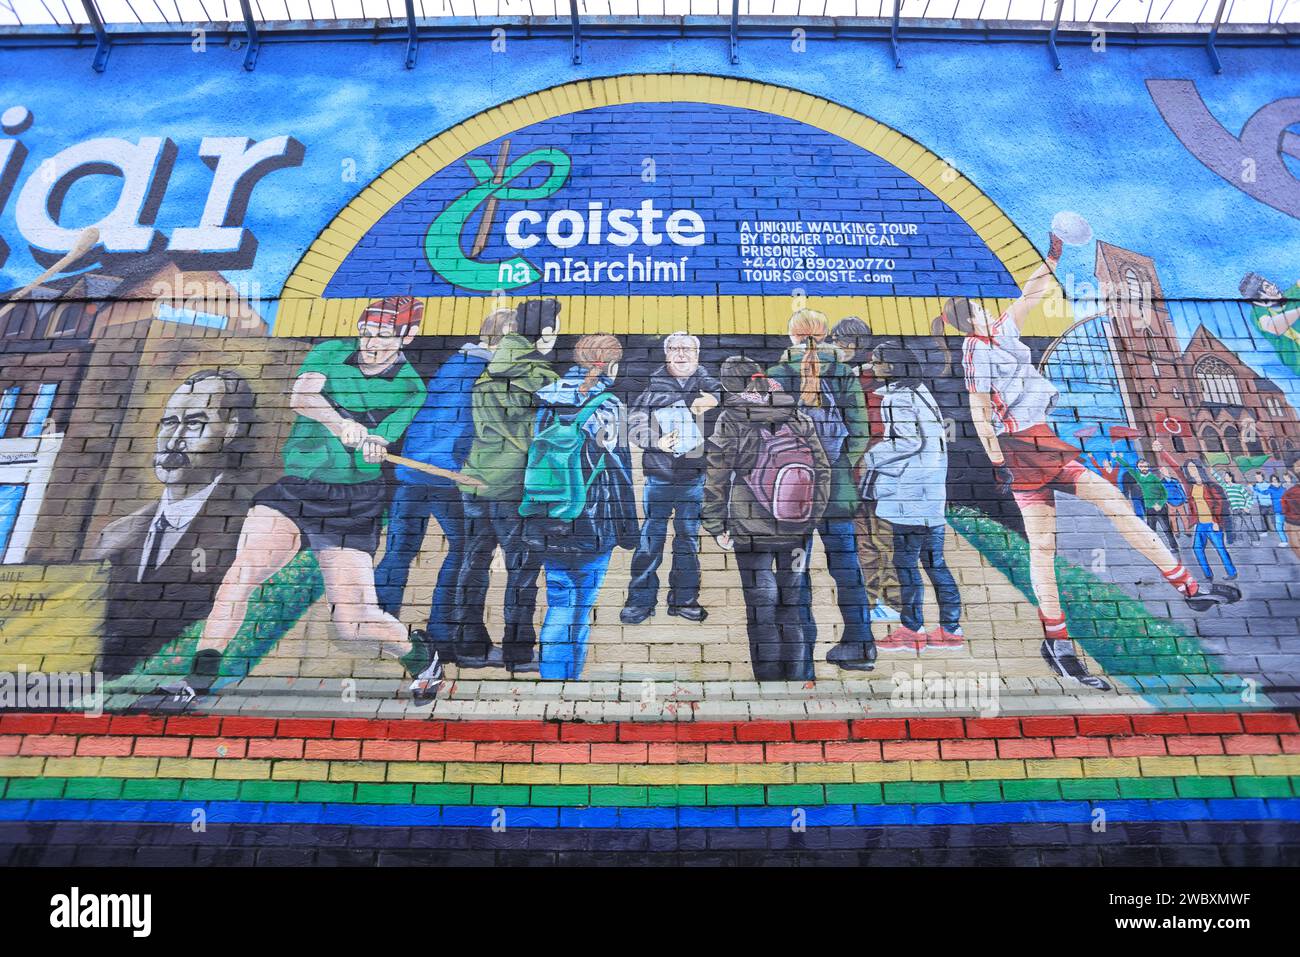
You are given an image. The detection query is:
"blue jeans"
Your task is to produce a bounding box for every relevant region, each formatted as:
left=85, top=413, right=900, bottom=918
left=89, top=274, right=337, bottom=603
left=1192, top=523, right=1237, bottom=579
left=798, top=517, right=873, bottom=647
left=375, top=482, right=464, bottom=639
left=625, top=474, right=704, bottom=608
left=892, top=524, right=962, bottom=633
left=539, top=550, right=613, bottom=680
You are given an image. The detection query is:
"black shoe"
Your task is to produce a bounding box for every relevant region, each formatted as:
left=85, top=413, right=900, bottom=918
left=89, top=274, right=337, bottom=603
left=140, top=681, right=203, bottom=714
left=1040, top=639, right=1111, bottom=691
left=620, top=605, right=654, bottom=625
left=399, top=629, right=435, bottom=678
left=145, top=649, right=222, bottom=713
left=455, top=645, right=505, bottom=670
left=826, top=639, right=877, bottom=671
left=667, top=602, right=708, bottom=623
left=506, top=657, right=540, bottom=675
left=1183, top=581, right=1243, bottom=612
left=410, top=650, right=444, bottom=707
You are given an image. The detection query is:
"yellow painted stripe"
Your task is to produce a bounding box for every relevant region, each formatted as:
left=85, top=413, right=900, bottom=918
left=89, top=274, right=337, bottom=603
left=4, top=754, right=1297, bottom=785
left=273, top=294, right=1023, bottom=338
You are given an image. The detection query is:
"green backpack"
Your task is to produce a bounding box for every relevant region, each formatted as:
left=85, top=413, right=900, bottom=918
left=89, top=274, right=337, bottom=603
left=519, top=391, right=617, bottom=520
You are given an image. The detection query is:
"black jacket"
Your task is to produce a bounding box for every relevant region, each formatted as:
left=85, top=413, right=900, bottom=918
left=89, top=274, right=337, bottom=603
left=88, top=479, right=251, bottom=678
left=702, top=391, right=831, bottom=551
left=521, top=387, right=639, bottom=556
left=628, top=365, right=722, bottom=481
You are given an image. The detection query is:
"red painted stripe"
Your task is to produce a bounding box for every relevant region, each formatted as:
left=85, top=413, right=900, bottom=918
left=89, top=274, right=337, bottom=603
left=0, top=713, right=1295, bottom=749
left=2, top=730, right=1292, bottom=765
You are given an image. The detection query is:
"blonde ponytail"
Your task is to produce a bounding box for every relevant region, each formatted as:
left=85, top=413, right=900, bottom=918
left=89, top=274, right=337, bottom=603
left=788, top=309, right=829, bottom=407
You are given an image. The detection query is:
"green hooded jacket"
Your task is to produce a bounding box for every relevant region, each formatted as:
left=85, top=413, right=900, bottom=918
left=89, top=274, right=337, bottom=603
left=460, top=333, right=560, bottom=500
left=767, top=342, right=870, bottom=518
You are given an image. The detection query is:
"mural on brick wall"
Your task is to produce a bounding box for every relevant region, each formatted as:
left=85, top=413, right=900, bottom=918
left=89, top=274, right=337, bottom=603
left=1, top=64, right=1298, bottom=716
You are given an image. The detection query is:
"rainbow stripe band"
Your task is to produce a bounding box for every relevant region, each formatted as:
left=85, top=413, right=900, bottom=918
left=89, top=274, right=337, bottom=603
left=3, top=711, right=1298, bottom=859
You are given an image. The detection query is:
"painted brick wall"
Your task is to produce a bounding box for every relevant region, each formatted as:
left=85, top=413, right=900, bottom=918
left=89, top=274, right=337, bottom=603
left=0, top=49, right=1297, bottom=865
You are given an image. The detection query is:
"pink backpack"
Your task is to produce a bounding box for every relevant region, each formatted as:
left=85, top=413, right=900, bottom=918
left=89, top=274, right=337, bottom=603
left=742, top=423, right=818, bottom=526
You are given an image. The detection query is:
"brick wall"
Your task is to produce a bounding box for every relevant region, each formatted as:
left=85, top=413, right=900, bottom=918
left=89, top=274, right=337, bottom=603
left=1, top=61, right=1298, bottom=865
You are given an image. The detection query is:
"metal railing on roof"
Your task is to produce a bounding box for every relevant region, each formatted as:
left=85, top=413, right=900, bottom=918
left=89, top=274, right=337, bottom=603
left=0, top=0, right=1293, bottom=75
left=1, top=0, right=1296, bottom=27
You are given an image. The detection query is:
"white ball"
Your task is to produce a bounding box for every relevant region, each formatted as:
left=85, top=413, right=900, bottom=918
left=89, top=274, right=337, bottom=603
left=1051, top=210, right=1093, bottom=245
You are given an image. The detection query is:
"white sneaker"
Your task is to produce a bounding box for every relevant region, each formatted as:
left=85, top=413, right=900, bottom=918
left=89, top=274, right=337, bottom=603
left=409, top=651, right=444, bottom=707
left=870, top=602, right=901, bottom=623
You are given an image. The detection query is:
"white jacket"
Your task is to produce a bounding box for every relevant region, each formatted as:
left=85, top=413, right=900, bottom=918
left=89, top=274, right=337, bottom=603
left=861, top=382, right=948, bottom=527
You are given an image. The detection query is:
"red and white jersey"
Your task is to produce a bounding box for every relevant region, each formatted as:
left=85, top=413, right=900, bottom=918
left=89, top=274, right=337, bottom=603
left=961, top=313, right=1059, bottom=436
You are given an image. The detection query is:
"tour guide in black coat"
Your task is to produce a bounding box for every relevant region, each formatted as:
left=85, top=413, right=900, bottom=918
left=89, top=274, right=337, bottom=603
left=620, top=332, right=720, bottom=624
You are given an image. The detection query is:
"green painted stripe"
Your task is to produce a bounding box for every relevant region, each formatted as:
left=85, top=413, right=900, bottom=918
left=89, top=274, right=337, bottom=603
left=2, top=775, right=1294, bottom=807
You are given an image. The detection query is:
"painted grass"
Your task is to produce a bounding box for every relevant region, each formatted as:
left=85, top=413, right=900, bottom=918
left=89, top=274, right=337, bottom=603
left=947, top=505, right=1221, bottom=680
left=103, top=551, right=324, bottom=694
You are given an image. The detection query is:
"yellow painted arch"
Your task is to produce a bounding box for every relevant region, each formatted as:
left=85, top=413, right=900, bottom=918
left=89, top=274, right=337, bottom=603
left=278, top=73, right=1072, bottom=338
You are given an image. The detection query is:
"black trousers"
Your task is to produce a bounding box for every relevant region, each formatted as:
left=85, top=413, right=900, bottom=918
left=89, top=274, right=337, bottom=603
left=453, top=493, right=541, bottom=664
left=734, top=546, right=811, bottom=682
left=1145, top=505, right=1179, bottom=553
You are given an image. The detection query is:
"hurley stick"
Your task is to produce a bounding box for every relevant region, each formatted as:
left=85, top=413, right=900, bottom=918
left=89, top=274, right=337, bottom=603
left=469, top=140, right=512, bottom=260
left=0, top=226, right=101, bottom=325
left=384, top=453, right=486, bottom=489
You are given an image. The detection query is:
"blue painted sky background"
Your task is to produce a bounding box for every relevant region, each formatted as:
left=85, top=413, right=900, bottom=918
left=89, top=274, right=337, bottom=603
left=0, top=35, right=1297, bottom=396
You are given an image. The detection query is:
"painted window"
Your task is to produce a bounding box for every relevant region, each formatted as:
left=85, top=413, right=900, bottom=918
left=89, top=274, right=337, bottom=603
left=2, top=303, right=36, bottom=338
left=49, top=301, right=87, bottom=337
left=1195, top=356, right=1243, bottom=406
left=0, top=387, right=18, bottom=437
left=155, top=303, right=228, bottom=330
left=1124, top=268, right=1144, bottom=302
left=0, top=484, right=24, bottom=561
left=22, top=383, right=57, bottom=437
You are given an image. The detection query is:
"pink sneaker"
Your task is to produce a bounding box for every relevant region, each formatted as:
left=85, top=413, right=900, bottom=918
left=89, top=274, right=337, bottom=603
left=878, top=626, right=926, bottom=651
left=924, top=627, right=965, bottom=650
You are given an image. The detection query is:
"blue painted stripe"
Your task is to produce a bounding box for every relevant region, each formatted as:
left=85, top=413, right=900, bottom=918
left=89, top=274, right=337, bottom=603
left=2, top=798, right=1296, bottom=828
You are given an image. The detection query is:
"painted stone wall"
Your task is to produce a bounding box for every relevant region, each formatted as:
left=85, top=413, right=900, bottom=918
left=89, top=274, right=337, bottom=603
left=0, top=40, right=1297, bottom=863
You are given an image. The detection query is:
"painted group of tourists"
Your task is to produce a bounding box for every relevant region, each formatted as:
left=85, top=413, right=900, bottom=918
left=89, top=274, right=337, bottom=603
left=157, top=227, right=1271, bottom=707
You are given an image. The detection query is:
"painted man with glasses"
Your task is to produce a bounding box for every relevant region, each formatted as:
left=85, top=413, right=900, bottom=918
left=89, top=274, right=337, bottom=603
left=620, top=332, right=720, bottom=625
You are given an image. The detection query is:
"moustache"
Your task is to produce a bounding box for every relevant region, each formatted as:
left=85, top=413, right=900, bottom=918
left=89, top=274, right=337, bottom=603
left=155, top=449, right=192, bottom=471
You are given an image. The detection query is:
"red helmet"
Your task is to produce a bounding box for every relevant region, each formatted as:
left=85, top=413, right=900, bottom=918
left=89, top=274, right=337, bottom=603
left=360, top=296, right=423, bottom=334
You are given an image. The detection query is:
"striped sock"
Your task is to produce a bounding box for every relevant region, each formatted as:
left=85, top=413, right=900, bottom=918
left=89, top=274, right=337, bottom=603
left=1039, top=611, right=1070, bottom=642
left=1161, top=563, right=1199, bottom=597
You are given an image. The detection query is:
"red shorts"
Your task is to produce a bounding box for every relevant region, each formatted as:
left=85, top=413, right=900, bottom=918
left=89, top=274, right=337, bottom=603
left=1011, top=458, right=1089, bottom=508
left=1000, top=423, right=1088, bottom=508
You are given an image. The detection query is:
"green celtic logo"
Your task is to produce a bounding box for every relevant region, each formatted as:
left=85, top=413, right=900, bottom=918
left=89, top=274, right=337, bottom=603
left=423, top=144, right=571, bottom=292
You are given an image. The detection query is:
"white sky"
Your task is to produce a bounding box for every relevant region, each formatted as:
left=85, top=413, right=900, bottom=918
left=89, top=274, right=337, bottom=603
left=0, top=0, right=1293, bottom=27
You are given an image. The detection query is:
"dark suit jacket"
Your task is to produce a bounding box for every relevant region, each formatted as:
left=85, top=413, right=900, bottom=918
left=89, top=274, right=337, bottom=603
left=89, top=480, right=251, bottom=678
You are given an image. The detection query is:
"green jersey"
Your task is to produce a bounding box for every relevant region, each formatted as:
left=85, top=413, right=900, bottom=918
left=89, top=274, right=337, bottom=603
left=1251, top=281, right=1300, bottom=377
left=282, top=339, right=424, bottom=485
left=1132, top=469, right=1168, bottom=511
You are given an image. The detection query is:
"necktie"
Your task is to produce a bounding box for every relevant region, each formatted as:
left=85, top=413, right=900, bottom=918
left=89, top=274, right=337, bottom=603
left=141, top=514, right=171, bottom=580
